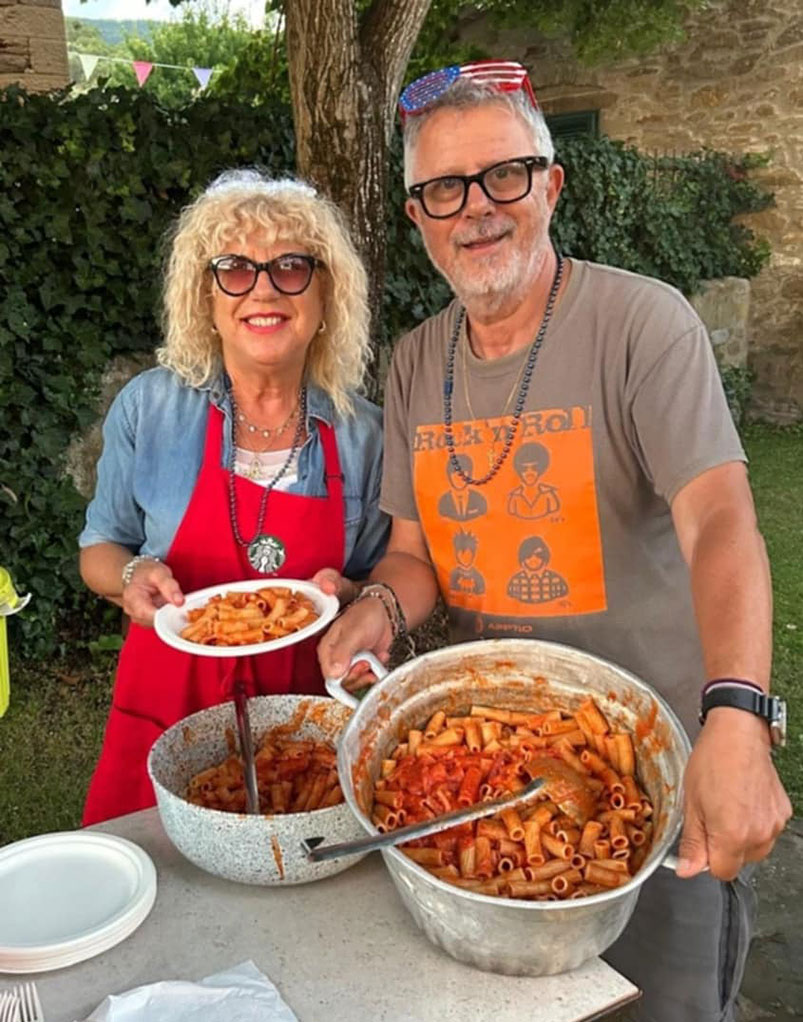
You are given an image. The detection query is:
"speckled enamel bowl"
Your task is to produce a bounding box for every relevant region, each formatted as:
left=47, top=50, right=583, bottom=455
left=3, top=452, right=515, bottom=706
left=147, top=694, right=365, bottom=885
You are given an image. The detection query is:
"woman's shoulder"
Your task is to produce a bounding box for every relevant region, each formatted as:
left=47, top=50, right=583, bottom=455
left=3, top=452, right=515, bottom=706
left=312, top=387, right=383, bottom=455
left=114, top=366, right=212, bottom=415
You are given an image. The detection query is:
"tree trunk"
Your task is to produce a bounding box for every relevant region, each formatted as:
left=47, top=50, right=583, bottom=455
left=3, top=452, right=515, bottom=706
left=285, top=0, right=431, bottom=396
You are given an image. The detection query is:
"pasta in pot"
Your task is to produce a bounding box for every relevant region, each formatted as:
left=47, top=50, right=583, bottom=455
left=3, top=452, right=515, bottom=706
left=180, top=586, right=319, bottom=646
left=187, top=729, right=343, bottom=814
left=372, top=696, right=655, bottom=901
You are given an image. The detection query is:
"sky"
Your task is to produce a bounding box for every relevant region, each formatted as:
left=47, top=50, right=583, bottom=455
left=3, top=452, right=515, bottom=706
left=63, top=0, right=268, bottom=28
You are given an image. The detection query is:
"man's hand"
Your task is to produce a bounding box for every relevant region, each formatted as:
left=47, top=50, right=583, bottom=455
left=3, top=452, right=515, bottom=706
left=122, top=560, right=184, bottom=628
left=317, top=596, right=393, bottom=680
left=310, top=568, right=360, bottom=607
left=677, top=706, right=792, bottom=880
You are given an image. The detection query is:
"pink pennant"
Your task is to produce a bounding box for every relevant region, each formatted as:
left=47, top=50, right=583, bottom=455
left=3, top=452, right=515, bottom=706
left=193, top=67, right=213, bottom=90
left=132, top=61, right=154, bottom=87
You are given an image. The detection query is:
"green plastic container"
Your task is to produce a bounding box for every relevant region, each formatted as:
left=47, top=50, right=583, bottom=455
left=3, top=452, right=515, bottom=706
left=0, top=567, right=30, bottom=717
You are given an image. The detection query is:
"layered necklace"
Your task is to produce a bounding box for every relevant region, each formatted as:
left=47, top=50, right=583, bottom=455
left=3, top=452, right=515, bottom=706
left=235, top=400, right=299, bottom=442
left=443, top=255, right=564, bottom=487
left=226, top=382, right=308, bottom=574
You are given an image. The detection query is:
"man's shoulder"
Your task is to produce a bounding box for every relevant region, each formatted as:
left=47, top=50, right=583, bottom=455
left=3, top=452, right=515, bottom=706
left=392, top=300, right=459, bottom=364
left=575, top=260, right=693, bottom=316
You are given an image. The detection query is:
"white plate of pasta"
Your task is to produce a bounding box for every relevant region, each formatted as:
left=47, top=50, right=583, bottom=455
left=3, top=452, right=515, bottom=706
left=154, top=578, right=339, bottom=657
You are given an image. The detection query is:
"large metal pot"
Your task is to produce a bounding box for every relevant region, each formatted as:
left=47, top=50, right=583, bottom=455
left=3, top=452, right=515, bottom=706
left=326, top=638, right=690, bottom=976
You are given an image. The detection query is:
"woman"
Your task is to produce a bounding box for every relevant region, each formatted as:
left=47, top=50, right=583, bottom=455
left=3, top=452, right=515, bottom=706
left=79, top=169, right=388, bottom=825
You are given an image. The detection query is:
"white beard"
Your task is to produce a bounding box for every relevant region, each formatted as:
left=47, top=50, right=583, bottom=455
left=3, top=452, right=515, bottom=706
left=423, top=224, right=542, bottom=316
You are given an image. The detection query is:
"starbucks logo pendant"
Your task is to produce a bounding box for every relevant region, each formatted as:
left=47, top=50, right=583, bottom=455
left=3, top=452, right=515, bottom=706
left=247, top=534, right=287, bottom=575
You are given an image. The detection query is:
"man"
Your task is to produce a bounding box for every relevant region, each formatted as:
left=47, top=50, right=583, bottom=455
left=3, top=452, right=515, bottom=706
left=437, top=452, right=488, bottom=520
left=507, top=535, right=568, bottom=604
left=507, top=441, right=560, bottom=519
left=319, top=60, right=790, bottom=1021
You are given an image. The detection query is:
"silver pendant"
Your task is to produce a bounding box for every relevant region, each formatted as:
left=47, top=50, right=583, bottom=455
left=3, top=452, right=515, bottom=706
left=247, top=534, right=287, bottom=574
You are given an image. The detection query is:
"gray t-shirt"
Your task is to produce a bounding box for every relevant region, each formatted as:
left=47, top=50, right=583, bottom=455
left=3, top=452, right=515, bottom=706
left=381, top=259, right=746, bottom=736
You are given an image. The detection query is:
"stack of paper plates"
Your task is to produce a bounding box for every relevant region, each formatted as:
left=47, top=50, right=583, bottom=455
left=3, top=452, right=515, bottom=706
left=0, top=831, right=157, bottom=973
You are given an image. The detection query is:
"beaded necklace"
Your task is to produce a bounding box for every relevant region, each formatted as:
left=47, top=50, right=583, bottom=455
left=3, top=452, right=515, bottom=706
left=443, top=255, right=564, bottom=487
left=226, top=383, right=308, bottom=573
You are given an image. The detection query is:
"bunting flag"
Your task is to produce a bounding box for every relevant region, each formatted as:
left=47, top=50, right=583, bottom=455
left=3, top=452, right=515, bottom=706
left=78, top=53, right=99, bottom=80
left=69, top=52, right=216, bottom=89
left=132, top=61, right=154, bottom=87
left=192, top=67, right=213, bottom=90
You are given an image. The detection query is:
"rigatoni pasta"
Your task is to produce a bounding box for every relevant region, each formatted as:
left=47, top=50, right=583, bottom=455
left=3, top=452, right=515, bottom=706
left=371, top=695, right=654, bottom=901
left=187, top=729, right=343, bottom=814
left=180, top=587, right=319, bottom=647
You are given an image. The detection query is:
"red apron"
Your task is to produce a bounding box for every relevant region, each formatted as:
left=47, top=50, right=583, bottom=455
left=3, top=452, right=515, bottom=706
left=82, top=405, right=345, bottom=825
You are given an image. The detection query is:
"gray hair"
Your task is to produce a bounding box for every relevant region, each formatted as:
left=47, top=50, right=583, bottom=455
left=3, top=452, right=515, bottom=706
left=402, top=77, right=555, bottom=189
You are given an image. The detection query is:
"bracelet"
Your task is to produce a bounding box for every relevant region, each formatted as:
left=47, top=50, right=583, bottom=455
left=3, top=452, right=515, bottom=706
left=352, top=582, right=416, bottom=660
left=122, top=554, right=161, bottom=587
left=702, top=678, right=765, bottom=697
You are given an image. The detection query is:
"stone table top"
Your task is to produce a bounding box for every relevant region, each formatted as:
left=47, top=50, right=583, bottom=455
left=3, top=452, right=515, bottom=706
left=5, top=808, right=640, bottom=1022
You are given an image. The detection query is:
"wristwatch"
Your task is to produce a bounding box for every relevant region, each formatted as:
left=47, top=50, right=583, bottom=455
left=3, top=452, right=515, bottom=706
left=700, top=685, right=787, bottom=748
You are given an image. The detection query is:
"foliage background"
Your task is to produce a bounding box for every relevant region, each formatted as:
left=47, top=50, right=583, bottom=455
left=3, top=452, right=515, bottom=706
left=0, top=85, right=771, bottom=656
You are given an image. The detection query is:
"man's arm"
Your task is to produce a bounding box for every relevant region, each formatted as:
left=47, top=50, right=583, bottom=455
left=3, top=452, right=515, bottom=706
left=317, top=516, right=439, bottom=679
left=671, top=461, right=791, bottom=880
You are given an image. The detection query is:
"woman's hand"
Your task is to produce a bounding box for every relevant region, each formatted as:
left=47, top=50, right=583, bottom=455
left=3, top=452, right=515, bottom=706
left=122, top=560, right=185, bottom=628
left=311, top=567, right=361, bottom=607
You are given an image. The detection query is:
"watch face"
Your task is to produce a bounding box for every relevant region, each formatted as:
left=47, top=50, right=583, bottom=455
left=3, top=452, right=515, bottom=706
left=770, top=700, right=788, bottom=748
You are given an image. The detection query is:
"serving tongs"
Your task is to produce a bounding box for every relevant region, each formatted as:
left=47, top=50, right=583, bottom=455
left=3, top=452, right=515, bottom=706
left=233, top=681, right=260, bottom=814
left=302, top=776, right=544, bottom=862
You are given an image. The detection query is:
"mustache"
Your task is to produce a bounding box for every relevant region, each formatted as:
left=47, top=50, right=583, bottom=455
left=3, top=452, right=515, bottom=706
left=452, top=217, right=516, bottom=247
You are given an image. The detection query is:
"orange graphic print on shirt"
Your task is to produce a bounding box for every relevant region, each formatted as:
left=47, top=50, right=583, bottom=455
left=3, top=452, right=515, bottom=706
left=413, top=406, right=606, bottom=618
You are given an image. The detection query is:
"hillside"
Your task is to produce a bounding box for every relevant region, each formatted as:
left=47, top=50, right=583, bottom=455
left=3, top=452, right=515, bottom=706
left=65, top=17, right=158, bottom=48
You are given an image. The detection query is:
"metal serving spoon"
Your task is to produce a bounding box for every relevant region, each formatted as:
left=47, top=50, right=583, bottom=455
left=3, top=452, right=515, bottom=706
left=301, top=777, right=544, bottom=862
left=233, top=682, right=260, bottom=814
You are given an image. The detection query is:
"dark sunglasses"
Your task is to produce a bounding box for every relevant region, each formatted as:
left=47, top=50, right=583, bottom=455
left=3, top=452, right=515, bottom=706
left=408, top=155, right=549, bottom=220
left=208, top=253, right=323, bottom=297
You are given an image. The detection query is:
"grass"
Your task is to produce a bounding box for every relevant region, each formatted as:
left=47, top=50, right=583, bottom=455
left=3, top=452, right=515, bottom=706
left=743, top=424, right=803, bottom=809
left=0, top=425, right=801, bottom=845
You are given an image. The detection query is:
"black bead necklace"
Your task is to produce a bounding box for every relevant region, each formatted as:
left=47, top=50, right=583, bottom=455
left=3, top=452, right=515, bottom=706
left=226, top=382, right=307, bottom=573
left=443, top=255, right=564, bottom=487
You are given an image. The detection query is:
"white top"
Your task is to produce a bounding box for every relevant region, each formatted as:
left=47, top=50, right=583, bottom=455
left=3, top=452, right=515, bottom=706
left=233, top=446, right=299, bottom=488
left=33, top=809, right=640, bottom=1022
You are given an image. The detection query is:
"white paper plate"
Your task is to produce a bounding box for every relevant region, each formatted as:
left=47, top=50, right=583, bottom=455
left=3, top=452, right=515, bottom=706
left=0, top=832, right=157, bottom=973
left=153, top=578, right=339, bottom=658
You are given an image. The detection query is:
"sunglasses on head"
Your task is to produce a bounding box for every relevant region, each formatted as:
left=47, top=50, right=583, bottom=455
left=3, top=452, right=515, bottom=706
left=208, top=253, right=323, bottom=297
left=398, top=60, right=538, bottom=124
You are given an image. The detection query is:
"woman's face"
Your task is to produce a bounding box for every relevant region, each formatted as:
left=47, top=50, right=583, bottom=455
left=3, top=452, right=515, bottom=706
left=210, top=232, right=325, bottom=380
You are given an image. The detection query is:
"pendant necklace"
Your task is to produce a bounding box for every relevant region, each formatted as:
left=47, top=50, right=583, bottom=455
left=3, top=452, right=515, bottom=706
left=443, top=255, right=564, bottom=487
left=462, top=328, right=530, bottom=471
left=226, top=384, right=307, bottom=574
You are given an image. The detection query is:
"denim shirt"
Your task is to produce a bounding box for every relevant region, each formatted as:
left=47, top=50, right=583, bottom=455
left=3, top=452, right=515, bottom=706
left=79, top=367, right=389, bottom=579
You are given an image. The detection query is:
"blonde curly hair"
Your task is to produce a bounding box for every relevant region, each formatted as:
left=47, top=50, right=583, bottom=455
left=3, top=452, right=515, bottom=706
left=157, top=169, right=370, bottom=416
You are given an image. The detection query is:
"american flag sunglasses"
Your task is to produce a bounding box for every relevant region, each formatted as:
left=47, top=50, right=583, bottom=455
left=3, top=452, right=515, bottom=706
left=398, top=60, right=538, bottom=124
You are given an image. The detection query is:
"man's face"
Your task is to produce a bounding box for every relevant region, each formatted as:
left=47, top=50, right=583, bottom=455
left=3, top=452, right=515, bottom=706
left=405, top=104, right=563, bottom=307
left=523, top=544, right=548, bottom=572
left=449, top=468, right=468, bottom=491
left=520, top=462, right=541, bottom=487
left=456, top=546, right=475, bottom=567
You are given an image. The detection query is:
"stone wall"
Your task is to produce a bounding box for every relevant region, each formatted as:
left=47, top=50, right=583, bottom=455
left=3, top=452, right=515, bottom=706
left=463, top=0, right=803, bottom=422
left=0, top=0, right=68, bottom=92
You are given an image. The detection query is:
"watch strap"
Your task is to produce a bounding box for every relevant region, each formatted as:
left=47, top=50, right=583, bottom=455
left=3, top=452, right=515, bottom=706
left=701, top=685, right=778, bottom=720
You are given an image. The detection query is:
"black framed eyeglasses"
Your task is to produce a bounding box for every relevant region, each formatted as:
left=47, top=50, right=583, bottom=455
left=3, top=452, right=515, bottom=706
left=208, top=253, right=323, bottom=297
left=408, top=156, right=549, bottom=220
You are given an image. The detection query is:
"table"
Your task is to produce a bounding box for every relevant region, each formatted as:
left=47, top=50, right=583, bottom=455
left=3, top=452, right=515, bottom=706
left=19, top=809, right=640, bottom=1022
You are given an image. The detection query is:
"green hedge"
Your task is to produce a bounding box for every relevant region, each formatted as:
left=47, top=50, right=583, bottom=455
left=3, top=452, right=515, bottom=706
left=0, top=84, right=772, bottom=657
